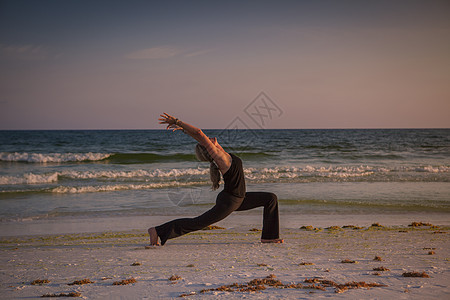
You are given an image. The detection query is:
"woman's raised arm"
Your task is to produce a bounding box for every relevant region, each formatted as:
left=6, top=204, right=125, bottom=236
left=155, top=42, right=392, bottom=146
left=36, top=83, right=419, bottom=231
left=158, top=113, right=228, bottom=166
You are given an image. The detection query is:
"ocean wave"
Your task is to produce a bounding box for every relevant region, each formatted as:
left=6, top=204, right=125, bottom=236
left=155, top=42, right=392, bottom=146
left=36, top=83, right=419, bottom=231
left=60, top=168, right=209, bottom=179
left=104, top=153, right=196, bottom=164
left=0, top=152, right=112, bottom=163
left=244, top=166, right=377, bottom=181
left=51, top=181, right=205, bottom=194
left=0, top=173, right=59, bottom=185
left=244, top=165, right=449, bottom=183
left=1, top=164, right=448, bottom=187
left=0, top=168, right=208, bottom=186
left=413, top=166, right=450, bottom=173
left=0, top=151, right=277, bottom=164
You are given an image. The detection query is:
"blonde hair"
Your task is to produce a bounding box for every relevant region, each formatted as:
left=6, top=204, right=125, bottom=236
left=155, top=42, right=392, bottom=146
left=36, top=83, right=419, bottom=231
left=195, top=144, right=220, bottom=190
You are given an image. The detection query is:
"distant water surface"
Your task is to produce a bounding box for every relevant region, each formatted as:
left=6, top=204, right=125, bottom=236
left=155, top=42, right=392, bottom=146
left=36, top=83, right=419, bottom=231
left=0, top=129, right=449, bottom=221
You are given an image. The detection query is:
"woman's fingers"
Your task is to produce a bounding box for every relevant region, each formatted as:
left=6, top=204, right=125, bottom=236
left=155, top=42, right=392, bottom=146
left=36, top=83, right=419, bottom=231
left=159, top=113, right=177, bottom=129
left=160, top=113, right=171, bottom=120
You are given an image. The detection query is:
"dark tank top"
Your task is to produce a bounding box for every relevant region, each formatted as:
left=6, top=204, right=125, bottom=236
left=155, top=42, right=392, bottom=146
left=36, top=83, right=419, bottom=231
left=223, top=153, right=246, bottom=198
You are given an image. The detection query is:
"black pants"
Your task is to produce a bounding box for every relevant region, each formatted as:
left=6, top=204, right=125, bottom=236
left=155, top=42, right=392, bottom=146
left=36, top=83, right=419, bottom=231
left=155, top=191, right=280, bottom=245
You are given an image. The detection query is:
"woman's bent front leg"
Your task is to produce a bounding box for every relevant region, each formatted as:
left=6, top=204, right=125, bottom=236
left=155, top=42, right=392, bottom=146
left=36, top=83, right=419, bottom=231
left=237, top=192, right=282, bottom=242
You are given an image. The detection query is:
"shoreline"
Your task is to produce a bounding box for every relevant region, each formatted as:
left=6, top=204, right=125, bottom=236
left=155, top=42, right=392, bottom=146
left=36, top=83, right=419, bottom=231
left=1, top=222, right=449, bottom=299
left=1, top=212, right=450, bottom=237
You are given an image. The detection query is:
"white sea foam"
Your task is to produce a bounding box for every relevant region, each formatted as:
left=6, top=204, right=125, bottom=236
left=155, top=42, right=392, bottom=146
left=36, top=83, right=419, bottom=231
left=51, top=181, right=205, bottom=194
left=0, top=152, right=112, bottom=163
left=0, top=173, right=59, bottom=185
left=414, top=165, right=450, bottom=173
left=1, top=164, right=447, bottom=187
left=0, top=168, right=208, bottom=186
left=60, top=168, right=208, bottom=179
left=244, top=165, right=379, bottom=180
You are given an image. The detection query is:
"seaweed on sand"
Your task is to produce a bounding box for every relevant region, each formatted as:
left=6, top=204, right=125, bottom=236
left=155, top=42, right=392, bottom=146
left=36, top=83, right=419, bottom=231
left=169, top=275, right=182, bottom=281
left=402, top=272, right=430, bottom=278
left=112, top=278, right=136, bottom=285
left=31, top=279, right=50, bottom=285
left=202, top=225, right=225, bottom=230
left=371, top=223, right=383, bottom=228
left=373, top=266, right=390, bottom=271
left=41, top=292, right=81, bottom=297
left=409, top=222, right=433, bottom=227
left=68, top=279, right=94, bottom=285
left=341, top=259, right=357, bottom=264
left=249, top=228, right=262, bottom=232
left=373, top=256, right=383, bottom=261
left=180, top=274, right=386, bottom=297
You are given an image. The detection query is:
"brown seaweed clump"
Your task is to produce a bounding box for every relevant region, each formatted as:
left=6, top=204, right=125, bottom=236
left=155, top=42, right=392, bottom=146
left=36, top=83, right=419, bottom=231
left=300, top=225, right=318, bottom=231
left=248, top=275, right=284, bottom=288
left=249, top=228, right=262, bottom=232
left=371, top=223, right=383, bottom=228
left=130, top=262, right=141, bottom=266
left=169, top=275, right=182, bottom=281
left=41, top=292, right=82, bottom=297
left=304, top=278, right=386, bottom=293
left=402, top=272, right=430, bottom=278
left=202, top=225, right=225, bottom=230
left=341, top=259, right=357, bottom=264
left=112, top=278, right=137, bottom=285
left=334, top=281, right=386, bottom=294
left=198, top=275, right=281, bottom=295
left=428, top=251, right=436, bottom=255
left=68, top=278, right=94, bottom=285
left=373, top=256, right=383, bottom=261
left=342, top=225, right=363, bottom=230
left=326, top=226, right=342, bottom=231
left=31, top=279, right=50, bottom=285
left=182, top=275, right=386, bottom=296
left=409, top=222, right=433, bottom=227
left=373, top=266, right=390, bottom=271
left=257, top=263, right=268, bottom=266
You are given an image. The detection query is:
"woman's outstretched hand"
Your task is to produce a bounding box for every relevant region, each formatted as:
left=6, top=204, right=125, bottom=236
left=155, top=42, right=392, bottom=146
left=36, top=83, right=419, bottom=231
left=159, top=112, right=183, bottom=131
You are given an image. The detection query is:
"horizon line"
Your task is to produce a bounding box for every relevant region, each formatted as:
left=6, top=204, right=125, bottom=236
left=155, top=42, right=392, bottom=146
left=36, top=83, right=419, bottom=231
left=1, top=127, right=449, bottom=131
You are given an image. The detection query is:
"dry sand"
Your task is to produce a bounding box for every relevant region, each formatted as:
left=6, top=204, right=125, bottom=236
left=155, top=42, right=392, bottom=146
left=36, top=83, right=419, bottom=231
left=1, top=216, right=449, bottom=299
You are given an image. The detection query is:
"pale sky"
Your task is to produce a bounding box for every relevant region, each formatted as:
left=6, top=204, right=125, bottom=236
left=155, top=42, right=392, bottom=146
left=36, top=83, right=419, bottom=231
left=0, top=0, right=449, bottom=129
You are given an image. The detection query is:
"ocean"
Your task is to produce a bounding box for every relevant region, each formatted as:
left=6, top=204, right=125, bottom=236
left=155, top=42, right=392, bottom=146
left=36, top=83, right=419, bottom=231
left=0, top=129, right=449, bottom=223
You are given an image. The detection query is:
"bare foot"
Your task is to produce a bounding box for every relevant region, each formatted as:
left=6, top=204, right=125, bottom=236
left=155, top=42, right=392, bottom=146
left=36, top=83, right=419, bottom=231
left=261, top=238, right=284, bottom=244
left=147, top=227, right=160, bottom=246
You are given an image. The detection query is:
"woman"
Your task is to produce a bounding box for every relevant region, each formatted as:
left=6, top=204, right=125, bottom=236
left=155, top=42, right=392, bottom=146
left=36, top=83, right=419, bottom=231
left=148, top=113, right=283, bottom=246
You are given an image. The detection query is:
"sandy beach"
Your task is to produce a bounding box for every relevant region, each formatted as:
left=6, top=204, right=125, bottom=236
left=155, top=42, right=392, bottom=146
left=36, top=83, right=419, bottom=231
left=1, top=214, right=449, bottom=299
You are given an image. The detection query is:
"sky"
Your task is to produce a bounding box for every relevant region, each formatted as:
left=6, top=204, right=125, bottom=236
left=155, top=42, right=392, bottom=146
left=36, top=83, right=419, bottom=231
left=0, top=0, right=449, bottom=129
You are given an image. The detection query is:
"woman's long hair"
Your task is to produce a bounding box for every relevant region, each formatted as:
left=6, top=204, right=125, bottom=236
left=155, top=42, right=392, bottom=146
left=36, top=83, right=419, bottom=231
left=195, top=144, right=220, bottom=190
